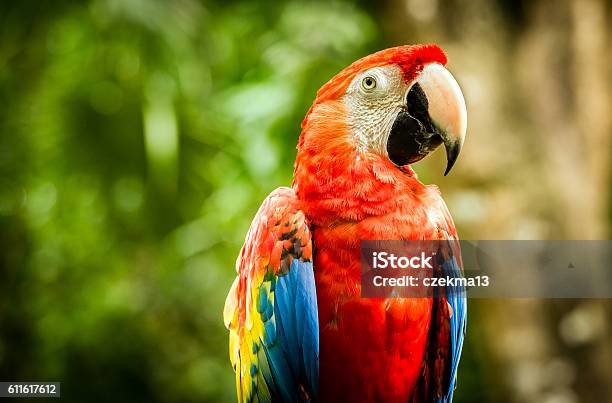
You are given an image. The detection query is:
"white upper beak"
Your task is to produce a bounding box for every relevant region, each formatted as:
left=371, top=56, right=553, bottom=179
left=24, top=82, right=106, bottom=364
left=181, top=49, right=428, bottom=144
left=415, top=63, right=467, bottom=175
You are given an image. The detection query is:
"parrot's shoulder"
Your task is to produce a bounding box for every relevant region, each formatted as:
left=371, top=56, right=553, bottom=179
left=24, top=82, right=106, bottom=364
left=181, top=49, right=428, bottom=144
left=224, top=185, right=313, bottom=335
left=420, top=184, right=458, bottom=241
left=239, top=186, right=312, bottom=274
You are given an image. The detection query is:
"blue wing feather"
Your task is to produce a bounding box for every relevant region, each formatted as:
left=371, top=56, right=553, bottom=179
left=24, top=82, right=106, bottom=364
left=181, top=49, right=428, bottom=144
left=272, top=259, right=319, bottom=401
left=439, top=254, right=467, bottom=402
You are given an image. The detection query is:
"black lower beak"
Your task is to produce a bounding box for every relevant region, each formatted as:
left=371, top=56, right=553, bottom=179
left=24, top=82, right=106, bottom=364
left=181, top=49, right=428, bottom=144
left=386, top=110, right=443, bottom=167
left=386, top=83, right=460, bottom=176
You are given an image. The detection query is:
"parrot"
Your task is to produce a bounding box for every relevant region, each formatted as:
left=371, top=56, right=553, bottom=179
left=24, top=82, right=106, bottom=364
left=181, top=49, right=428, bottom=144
left=223, top=44, right=467, bottom=403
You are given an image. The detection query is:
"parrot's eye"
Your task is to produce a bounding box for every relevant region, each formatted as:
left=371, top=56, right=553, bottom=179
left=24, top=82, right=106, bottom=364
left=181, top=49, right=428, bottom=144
left=361, top=76, right=377, bottom=91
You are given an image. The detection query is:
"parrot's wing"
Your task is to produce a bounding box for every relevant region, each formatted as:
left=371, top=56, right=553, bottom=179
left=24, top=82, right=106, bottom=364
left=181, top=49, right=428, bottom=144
left=412, top=193, right=467, bottom=403
left=438, top=237, right=466, bottom=403
left=224, top=187, right=318, bottom=403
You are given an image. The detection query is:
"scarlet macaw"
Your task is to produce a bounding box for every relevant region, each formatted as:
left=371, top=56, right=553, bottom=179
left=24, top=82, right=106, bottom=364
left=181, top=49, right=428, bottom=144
left=224, top=44, right=467, bottom=402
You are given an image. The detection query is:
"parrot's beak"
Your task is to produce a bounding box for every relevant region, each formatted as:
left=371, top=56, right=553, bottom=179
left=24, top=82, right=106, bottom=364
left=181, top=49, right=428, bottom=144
left=387, top=63, right=467, bottom=175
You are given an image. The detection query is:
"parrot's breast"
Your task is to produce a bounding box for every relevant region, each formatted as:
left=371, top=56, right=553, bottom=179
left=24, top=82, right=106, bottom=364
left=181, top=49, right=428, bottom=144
left=313, top=201, right=438, bottom=402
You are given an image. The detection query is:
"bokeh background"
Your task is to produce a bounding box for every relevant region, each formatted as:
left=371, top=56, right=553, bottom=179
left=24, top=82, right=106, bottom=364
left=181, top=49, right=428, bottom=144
left=1, top=0, right=611, bottom=402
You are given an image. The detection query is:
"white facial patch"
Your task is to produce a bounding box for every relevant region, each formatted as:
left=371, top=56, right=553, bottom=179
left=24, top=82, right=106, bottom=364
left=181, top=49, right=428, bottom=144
left=342, top=65, right=408, bottom=155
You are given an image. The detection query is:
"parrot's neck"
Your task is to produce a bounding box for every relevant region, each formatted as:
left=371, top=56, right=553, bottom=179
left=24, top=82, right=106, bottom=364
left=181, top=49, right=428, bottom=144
left=293, top=103, right=428, bottom=227
left=294, top=151, right=426, bottom=225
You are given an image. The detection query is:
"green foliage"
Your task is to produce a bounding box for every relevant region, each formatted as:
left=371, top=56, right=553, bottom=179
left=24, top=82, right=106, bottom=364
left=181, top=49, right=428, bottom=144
left=0, top=1, right=377, bottom=401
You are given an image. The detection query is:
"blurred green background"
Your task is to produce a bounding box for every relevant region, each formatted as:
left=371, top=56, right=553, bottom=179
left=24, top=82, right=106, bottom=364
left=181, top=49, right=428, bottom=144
left=1, top=0, right=611, bottom=402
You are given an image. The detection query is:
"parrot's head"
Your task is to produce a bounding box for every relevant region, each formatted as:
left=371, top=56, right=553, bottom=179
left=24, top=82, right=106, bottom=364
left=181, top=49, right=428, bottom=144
left=294, top=44, right=467, bottom=221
